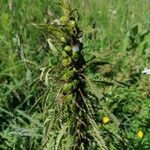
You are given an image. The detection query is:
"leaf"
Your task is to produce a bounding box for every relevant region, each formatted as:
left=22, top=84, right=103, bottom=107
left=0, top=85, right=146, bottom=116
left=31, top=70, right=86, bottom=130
left=121, top=32, right=130, bottom=51
left=88, top=116, right=108, bottom=150
left=130, top=24, right=139, bottom=37
left=16, top=110, right=43, bottom=127
left=47, top=38, right=59, bottom=55
left=1, top=13, right=10, bottom=31
left=84, top=75, right=103, bottom=99
left=0, top=107, right=14, bottom=117
left=104, top=123, right=121, bottom=140
left=25, top=69, right=32, bottom=81
left=40, top=67, right=47, bottom=81
left=55, top=125, right=67, bottom=150
left=45, top=69, right=50, bottom=86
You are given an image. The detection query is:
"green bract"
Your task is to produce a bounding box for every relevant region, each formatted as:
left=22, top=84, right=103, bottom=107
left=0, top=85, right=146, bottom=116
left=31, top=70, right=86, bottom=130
left=64, top=45, right=72, bottom=52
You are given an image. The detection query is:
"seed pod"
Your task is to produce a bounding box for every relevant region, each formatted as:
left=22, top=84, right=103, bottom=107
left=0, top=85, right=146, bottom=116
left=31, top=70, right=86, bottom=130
left=62, top=58, right=72, bottom=67
left=62, top=51, right=68, bottom=58
left=60, top=16, right=69, bottom=23
left=64, top=45, right=72, bottom=52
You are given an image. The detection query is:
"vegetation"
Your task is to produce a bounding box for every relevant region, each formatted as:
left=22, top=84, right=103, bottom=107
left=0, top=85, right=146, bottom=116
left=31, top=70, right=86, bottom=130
left=0, top=0, right=150, bottom=149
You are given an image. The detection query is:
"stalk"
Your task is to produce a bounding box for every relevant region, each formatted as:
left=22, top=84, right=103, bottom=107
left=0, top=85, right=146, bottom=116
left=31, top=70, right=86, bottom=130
left=59, top=2, right=89, bottom=149
left=43, top=1, right=90, bottom=149
left=37, top=1, right=108, bottom=149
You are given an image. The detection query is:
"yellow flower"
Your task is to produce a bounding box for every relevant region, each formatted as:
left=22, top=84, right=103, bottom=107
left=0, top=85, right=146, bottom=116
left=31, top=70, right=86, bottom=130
left=103, top=116, right=110, bottom=124
left=137, top=130, right=144, bottom=138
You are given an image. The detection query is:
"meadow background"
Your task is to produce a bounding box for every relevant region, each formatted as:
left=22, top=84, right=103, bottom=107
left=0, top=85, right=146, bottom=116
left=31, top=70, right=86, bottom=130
left=0, top=0, right=150, bottom=149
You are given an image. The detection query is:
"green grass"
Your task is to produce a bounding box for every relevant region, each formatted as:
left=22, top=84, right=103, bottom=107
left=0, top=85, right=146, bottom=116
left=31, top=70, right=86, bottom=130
left=0, top=0, right=150, bottom=149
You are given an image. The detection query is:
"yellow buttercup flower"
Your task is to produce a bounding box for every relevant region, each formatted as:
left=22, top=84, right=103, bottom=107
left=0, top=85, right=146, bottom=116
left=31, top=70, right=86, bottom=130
left=103, top=116, right=110, bottom=124
left=137, top=130, right=144, bottom=138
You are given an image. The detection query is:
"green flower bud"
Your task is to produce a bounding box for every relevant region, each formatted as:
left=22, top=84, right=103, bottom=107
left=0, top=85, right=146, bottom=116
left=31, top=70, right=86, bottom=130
left=61, top=37, right=67, bottom=43
left=69, top=20, right=76, bottom=28
left=72, top=51, right=79, bottom=60
left=62, top=69, right=77, bottom=80
left=62, top=51, right=68, bottom=58
left=64, top=46, right=72, bottom=52
left=60, top=16, right=69, bottom=23
left=62, top=58, right=72, bottom=67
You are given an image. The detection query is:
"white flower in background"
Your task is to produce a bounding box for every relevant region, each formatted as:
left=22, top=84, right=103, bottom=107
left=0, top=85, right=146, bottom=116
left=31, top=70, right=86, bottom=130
left=142, top=68, right=150, bottom=75
left=72, top=44, right=79, bottom=52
